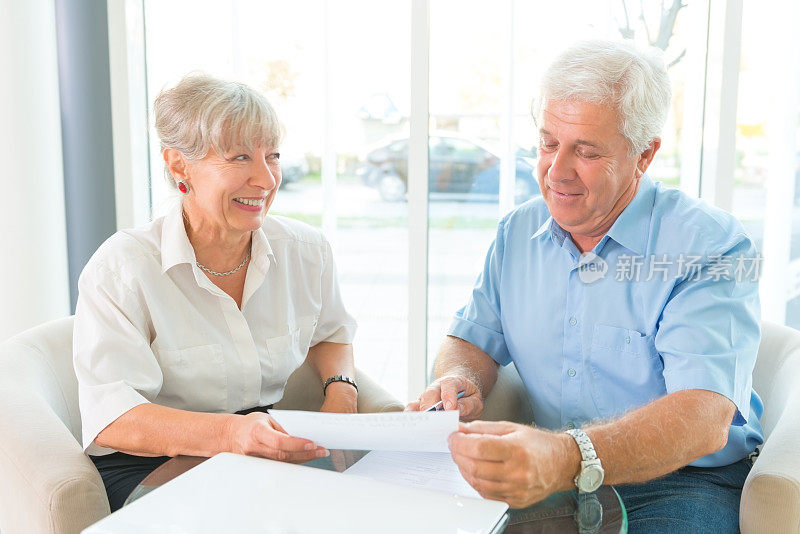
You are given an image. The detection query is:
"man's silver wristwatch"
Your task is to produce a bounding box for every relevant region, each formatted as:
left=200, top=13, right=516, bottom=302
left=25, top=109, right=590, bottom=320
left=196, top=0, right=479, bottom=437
left=565, top=428, right=605, bottom=493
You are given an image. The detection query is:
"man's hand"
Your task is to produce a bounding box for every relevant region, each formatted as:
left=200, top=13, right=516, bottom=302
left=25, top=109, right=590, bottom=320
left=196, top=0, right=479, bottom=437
left=320, top=381, right=358, bottom=414
left=448, top=421, right=579, bottom=508
left=405, top=374, right=483, bottom=420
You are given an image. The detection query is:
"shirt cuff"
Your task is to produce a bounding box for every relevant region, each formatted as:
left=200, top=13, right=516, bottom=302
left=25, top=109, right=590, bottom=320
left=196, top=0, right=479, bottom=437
left=662, top=367, right=750, bottom=426
left=80, top=382, right=151, bottom=455
left=314, top=323, right=357, bottom=345
left=448, top=317, right=511, bottom=366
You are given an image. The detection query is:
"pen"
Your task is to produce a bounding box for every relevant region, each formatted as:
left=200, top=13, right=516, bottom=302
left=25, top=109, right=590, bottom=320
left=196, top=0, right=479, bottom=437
left=426, top=390, right=466, bottom=412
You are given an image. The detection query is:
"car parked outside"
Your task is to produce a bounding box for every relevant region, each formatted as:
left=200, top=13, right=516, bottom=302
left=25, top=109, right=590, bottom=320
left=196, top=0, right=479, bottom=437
left=279, top=152, right=309, bottom=188
left=357, top=133, right=539, bottom=203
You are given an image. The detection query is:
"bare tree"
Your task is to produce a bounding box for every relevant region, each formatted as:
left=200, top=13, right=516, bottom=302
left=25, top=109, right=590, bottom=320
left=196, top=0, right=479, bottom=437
left=617, top=0, right=688, bottom=68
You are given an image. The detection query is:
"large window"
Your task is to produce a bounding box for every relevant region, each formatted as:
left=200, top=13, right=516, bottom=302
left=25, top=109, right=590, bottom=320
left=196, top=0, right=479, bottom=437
left=733, top=0, right=800, bottom=327
left=115, top=0, right=794, bottom=401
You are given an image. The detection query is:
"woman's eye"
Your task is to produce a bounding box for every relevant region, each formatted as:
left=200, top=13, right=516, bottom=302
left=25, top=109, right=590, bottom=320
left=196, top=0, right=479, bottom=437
left=234, top=154, right=249, bottom=161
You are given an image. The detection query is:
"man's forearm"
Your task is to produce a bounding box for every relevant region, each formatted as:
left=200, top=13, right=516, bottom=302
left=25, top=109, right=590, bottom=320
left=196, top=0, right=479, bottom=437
left=433, top=336, right=500, bottom=398
left=575, top=389, right=736, bottom=486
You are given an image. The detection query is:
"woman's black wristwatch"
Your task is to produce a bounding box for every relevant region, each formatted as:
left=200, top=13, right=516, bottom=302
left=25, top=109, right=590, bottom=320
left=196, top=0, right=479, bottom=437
left=322, top=375, right=358, bottom=395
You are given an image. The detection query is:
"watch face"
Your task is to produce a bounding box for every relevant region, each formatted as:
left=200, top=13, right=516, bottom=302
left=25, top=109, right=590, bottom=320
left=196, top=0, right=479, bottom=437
left=581, top=466, right=604, bottom=492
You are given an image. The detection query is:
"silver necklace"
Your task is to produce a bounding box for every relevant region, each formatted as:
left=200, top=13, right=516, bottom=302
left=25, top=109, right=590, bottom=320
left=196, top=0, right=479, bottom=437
left=196, top=251, right=251, bottom=277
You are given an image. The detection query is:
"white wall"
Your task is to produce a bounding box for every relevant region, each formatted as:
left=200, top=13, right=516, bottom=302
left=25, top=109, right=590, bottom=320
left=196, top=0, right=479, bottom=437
left=0, top=0, right=70, bottom=341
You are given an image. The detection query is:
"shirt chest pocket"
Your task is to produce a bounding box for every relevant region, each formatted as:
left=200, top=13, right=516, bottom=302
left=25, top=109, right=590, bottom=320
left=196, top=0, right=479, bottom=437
left=262, top=315, right=319, bottom=390
left=154, top=343, right=227, bottom=412
left=588, top=324, right=665, bottom=418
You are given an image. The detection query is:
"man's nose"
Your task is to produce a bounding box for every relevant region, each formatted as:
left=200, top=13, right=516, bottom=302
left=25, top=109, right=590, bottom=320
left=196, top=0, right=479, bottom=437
left=547, top=150, right=576, bottom=182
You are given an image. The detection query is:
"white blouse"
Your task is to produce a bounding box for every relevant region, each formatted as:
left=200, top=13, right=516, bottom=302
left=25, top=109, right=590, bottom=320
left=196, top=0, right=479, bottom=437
left=73, top=206, right=356, bottom=456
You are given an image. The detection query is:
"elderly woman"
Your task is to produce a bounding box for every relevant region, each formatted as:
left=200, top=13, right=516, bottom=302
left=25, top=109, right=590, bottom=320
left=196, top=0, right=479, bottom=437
left=73, top=74, right=358, bottom=511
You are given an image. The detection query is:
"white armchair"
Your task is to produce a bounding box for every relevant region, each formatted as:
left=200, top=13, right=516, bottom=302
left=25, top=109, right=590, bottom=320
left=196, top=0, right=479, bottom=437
left=0, top=317, right=404, bottom=534
left=481, top=321, right=800, bottom=534
left=740, top=322, right=800, bottom=533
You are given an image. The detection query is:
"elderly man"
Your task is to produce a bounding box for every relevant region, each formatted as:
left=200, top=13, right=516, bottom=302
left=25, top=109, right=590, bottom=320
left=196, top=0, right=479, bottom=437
left=408, top=40, right=763, bottom=532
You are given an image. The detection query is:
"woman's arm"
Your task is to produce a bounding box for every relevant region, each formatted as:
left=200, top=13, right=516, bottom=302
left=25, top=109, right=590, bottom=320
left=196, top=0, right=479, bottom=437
left=95, top=343, right=357, bottom=457
left=305, top=342, right=358, bottom=413
left=95, top=404, right=328, bottom=461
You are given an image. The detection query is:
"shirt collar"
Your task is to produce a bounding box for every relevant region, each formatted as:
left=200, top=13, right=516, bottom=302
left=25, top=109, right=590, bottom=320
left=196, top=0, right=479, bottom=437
left=160, top=204, right=275, bottom=273
left=531, top=217, right=552, bottom=239
left=530, top=216, right=570, bottom=246
left=529, top=174, right=656, bottom=255
left=604, top=174, right=656, bottom=255
left=249, top=224, right=273, bottom=273
left=160, top=205, right=196, bottom=273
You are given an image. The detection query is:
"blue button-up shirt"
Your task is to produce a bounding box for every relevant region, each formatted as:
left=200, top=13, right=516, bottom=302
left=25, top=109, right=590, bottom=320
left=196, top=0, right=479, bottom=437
left=449, top=175, right=764, bottom=467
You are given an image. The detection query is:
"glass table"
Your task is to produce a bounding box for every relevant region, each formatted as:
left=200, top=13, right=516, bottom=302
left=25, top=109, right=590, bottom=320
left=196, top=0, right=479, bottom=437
left=127, top=452, right=626, bottom=533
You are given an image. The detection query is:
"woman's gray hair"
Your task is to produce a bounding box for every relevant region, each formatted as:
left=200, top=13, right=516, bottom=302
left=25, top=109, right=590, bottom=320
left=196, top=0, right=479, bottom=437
left=154, top=73, right=283, bottom=188
left=535, top=40, right=671, bottom=155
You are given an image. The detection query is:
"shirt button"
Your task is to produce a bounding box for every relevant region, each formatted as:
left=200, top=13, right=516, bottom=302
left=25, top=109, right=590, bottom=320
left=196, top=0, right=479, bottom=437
left=569, top=317, right=578, bottom=326
left=568, top=368, right=576, bottom=377
left=566, top=422, right=576, bottom=430
left=625, top=336, right=631, bottom=344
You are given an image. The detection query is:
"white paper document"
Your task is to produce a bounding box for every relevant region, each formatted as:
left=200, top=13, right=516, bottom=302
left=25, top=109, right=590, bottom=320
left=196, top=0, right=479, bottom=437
left=344, top=450, right=482, bottom=499
left=268, top=409, right=458, bottom=452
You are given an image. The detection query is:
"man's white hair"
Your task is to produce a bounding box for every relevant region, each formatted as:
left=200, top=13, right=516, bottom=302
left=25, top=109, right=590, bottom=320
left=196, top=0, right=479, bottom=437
left=154, top=73, right=283, bottom=188
left=536, top=40, right=671, bottom=155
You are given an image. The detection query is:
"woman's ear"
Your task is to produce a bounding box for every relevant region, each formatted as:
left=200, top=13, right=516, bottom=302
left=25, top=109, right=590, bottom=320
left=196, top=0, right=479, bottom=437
left=163, top=148, right=188, bottom=185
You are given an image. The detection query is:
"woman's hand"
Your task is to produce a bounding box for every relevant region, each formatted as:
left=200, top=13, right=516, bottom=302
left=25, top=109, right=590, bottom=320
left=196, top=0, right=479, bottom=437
left=320, top=382, right=358, bottom=414
left=225, top=412, right=328, bottom=463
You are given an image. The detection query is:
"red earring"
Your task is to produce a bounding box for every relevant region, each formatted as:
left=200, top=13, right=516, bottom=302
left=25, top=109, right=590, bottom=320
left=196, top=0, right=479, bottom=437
left=178, top=181, right=189, bottom=194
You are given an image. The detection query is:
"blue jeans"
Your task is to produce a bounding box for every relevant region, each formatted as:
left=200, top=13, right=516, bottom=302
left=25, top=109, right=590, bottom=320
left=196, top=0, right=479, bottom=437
left=615, top=458, right=753, bottom=534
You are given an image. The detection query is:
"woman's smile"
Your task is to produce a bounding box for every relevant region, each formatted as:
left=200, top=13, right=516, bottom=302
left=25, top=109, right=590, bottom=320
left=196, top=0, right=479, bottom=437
left=232, top=196, right=266, bottom=212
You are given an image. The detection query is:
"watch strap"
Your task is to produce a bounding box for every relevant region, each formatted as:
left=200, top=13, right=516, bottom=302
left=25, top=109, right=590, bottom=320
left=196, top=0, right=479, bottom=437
left=322, top=375, right=358, bottom=395
left=566, top=428, right=604, bottom=493
left=565, top=428, right=598, bottom=461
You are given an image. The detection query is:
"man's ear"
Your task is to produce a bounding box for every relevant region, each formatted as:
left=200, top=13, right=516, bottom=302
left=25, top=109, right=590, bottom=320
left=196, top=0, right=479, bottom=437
left=163, top=148, right=188, bottom=184
left=636, top=138, right=661, bottom=177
